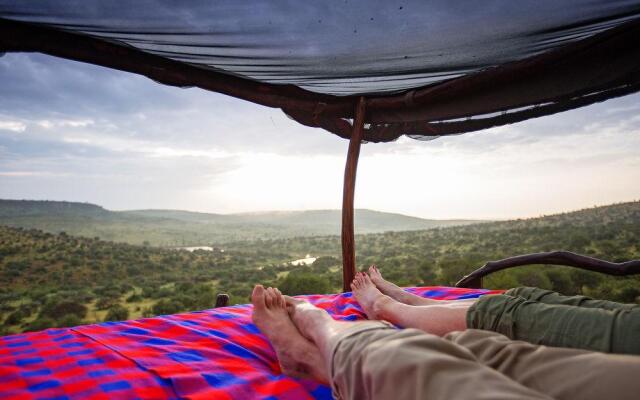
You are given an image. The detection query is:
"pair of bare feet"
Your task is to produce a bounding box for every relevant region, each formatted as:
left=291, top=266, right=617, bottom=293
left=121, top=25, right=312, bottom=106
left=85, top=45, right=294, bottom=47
left=350, top=265, right=440, bottom=320
left=251, top=265, right=436, bottom=384
left=251, top=285, right=334, bottom=384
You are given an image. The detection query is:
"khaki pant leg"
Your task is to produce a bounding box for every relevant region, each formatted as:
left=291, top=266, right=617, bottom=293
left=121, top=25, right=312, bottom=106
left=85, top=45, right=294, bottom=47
left=330, top=324, right=550, bottom=400
left=448, top=329, right=640, bottom=400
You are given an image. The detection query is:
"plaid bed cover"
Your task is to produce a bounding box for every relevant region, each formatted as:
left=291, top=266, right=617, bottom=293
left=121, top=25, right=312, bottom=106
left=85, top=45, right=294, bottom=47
left=0, top=286, right=501, bottom=399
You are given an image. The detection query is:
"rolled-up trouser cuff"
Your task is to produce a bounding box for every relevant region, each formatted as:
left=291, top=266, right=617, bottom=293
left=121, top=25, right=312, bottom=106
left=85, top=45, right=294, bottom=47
left=466, top=293, right=524, bottom=337
left=328, top=320, right=396, bottom=387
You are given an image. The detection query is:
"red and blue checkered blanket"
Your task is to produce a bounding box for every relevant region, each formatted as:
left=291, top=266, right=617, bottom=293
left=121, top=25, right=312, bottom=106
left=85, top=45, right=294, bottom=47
left=0, top=286, right=501, bottom=399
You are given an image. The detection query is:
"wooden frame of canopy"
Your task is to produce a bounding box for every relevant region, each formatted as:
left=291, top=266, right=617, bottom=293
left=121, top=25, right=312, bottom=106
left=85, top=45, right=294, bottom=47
left=2, top=17, right=640, bottom=294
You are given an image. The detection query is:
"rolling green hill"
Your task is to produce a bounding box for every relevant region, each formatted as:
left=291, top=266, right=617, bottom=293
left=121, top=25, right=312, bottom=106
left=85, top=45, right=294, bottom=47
left=1, top=200, right=638, bottom=335
left=0, top=200, right=481, bottom=246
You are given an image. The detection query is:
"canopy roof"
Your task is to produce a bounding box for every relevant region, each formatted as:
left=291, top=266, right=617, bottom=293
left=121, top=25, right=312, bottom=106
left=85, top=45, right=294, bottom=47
left=2, top=1, right=640, bottom=142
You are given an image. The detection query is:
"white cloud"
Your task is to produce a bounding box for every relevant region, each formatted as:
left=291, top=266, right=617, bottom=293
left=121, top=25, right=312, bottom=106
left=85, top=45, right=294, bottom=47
left=38, top=119, right=94, bottom=129
left=0, top=120, right=26, bottom=132
left=0, top=171, right=68, bottom=177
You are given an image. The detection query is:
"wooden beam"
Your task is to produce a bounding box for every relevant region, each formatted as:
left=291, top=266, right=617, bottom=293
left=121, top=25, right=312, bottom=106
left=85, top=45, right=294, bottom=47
left=341, top=97, right=366, bottom=292
left=362, top=81, right=640, bottom=142
left=456, top=251, right=640, bottom=288
left=0, top=18, right=350, bottom=116
left=2, top=16, right=639, bottom=137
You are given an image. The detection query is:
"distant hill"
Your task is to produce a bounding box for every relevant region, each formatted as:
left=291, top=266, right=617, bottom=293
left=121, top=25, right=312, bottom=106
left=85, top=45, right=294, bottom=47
left=0, top=200, right=110, bottom=218
left=0, top=200, right=481, bottom=246
left=126, top=208, right=476, bottom=231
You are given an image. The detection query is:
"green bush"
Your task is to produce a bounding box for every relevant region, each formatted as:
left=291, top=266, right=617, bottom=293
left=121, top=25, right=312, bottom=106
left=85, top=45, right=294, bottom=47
left=3, top=304, right=36, bottom=326
left=57, top=314, right=83, bottom=328
left=26, top=317, right=56, bottom=332
left=126, top=293, right=142, bottom=303
left=40, top=300, right=87, bottom=320
left=104, top=304, right=129, bottom=322
left=152, top=299, right=184, bottom=315
left=278, top=272, right=331, bottom=295
left=312, top=256, right=339, bottom=270
left=95, top=296, right=120, bottom=310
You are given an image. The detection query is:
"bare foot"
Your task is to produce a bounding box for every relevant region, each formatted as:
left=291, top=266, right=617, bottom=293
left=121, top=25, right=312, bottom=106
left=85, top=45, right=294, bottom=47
left=284, top=295, right=333, bottom=341
left=251, top=285, right=328, bottom=383
left=284, top=295, right=355, bottom=368
left=368, top=265, right=396, bottom=293
left=350, top=272, right=392, bottom=320
left=368, top=265, right=436, bottom=306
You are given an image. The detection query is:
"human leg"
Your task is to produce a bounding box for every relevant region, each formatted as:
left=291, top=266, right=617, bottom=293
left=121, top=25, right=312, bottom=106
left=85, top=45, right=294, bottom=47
left=250, top=285, right=329, bottom=383
left=448, top=329, right=640, bottom=400
left=352, top=272, right=473, bottom=336
left=286, top=294, right=549, bottom=400
left=367, top=265, right=439, bottom=305
left=507, top=286, right=639, bottom=311
left=284, top=294, right=363, bottom=368
left=467, top=293, right=640, bottom=354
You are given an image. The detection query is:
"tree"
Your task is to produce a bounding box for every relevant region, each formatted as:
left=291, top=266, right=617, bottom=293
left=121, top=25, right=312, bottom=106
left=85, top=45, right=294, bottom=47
left=279, top=272, right=331, bottom=295
left=152, top=299, right=184, bottom=315
left=418, top=261, right=437, bottom=285
left=26, top=317, right=56, bottom=332
left=40, top=300, right=87, bottom=321
left=312, top=256, right=339, bottom=270
left=3, top=304, right=36, bottom=326
left=104, top=304, right=129, bottom=322
left=58, top=314, right=83, bottom=328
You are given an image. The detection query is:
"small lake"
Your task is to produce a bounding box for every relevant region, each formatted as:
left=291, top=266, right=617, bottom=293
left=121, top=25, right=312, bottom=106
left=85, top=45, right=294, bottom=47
left=176, top=246, right=225, bottom=252
left=289, top=254, right=317, bottom=266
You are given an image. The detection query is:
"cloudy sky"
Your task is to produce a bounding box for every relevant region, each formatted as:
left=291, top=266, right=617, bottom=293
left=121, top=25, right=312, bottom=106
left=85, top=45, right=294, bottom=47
left=1, top=52, right=639, bottom=220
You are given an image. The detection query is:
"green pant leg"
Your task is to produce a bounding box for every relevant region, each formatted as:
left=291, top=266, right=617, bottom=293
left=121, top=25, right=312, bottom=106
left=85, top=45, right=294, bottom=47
left=505, top=286, right=638, bottom=311
left=467, top=294, right=640, bottom=355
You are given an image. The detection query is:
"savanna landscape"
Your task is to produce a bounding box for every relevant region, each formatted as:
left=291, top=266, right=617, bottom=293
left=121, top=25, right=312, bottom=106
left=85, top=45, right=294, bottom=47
left=1, top=199, right=638, bottom=335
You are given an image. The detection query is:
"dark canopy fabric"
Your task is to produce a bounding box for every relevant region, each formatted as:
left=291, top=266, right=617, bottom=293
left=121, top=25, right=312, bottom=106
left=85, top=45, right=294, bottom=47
left=1, top=0, right=640, bottom=141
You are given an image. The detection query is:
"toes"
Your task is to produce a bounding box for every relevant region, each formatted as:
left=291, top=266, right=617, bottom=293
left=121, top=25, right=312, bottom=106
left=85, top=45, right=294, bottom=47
left=363, top=273, right=372, bottom=285
left=274, top=288, right=285, bottom=307
left=252, top=285, right=266, bottom=309
left=266, top=287, right=275, bottom=308
left=269, top=287, right=279, bottom=308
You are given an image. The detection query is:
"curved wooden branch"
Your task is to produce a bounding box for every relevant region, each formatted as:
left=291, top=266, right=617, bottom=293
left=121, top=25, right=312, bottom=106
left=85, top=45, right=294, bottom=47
left=455, top=251, right=640, bottom=289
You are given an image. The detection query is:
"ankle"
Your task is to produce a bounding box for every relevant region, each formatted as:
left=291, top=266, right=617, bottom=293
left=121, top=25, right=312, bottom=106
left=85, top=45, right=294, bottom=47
left=369, top=275, right=382, bottom=285
left=372, top=295, right=394, bottom=319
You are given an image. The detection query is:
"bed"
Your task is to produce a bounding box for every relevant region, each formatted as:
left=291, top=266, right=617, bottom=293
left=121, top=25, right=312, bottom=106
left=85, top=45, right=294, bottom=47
left=0, top=286, right=501, bottom=399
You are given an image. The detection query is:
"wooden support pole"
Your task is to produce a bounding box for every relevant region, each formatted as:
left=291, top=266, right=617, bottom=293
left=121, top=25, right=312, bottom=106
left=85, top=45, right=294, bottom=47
left=215, top=293, right=230, bottom=308
left=341, top=97, right=366, bottom=292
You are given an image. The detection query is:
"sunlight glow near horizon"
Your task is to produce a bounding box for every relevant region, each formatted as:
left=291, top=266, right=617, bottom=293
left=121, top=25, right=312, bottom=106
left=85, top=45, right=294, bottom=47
left=1, top=53, right=639, bottom=220
left=183, top=129, right=640, bottom=220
